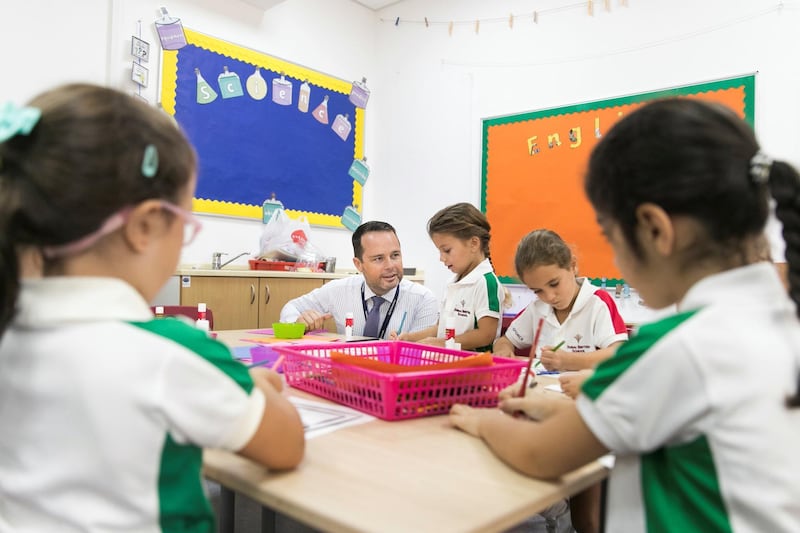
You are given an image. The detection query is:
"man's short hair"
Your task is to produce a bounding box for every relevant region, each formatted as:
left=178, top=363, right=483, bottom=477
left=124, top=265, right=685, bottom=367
left=352, top=221, right=398, bottom=260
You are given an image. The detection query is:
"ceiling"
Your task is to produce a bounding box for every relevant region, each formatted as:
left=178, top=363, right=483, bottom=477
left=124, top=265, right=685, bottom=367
left=240, top=0, right=404, bottom=10
left=351, top=0, right=405, bottom=10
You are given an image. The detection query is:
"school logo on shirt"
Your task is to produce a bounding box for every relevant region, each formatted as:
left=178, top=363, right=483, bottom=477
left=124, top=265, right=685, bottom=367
left=453, top=299, right=471, bottom=318
left=571, top=333, right=592, bottom=352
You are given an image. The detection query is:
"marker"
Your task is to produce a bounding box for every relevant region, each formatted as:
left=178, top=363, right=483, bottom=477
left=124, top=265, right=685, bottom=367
left=551, top=340, right=565, bottom=352
left=396, top=311, right=407, bottom=336
left=271, top=355, right=285, bottom=373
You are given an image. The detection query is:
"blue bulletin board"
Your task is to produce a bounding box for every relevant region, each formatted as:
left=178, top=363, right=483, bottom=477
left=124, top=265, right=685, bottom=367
left=160, top=28, right=367, bottom=228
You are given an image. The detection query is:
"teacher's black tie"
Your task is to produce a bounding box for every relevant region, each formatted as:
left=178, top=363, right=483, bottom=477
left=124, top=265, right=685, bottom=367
left=363, top=296, right=385, bottom=338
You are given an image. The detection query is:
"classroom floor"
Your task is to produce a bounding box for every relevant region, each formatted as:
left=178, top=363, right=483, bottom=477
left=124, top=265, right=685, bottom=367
left=207, top=481, right=575, bottom=532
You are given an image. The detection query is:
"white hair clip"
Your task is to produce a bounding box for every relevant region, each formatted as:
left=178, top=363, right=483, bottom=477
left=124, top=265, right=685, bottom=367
left=749, top=151, right=772, bottom=185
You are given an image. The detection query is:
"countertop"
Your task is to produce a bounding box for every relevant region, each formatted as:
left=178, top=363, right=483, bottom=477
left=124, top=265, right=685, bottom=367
left=175, top=265, right=425, bottom=281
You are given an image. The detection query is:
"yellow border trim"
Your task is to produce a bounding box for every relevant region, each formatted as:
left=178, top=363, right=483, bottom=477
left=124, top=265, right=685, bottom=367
left=160, top=28, right=365, bottom=228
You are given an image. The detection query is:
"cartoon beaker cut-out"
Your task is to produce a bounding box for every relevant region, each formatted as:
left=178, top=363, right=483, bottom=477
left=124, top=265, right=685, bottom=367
left=313, top=95, right=329, bottom=124
left=262, top=193, right=284, bottom=224
left=218, top=67, right=243, bottom=99
left=341, top=205, right=362, bottom=232
left=348, top=158, right=370, bottom=186
left=349, top=77, right=370, bottom=109
left=272, top=74, right=293, bottom=106
left=332, top=113, right=352, bottom=141
left=155, top=7, right=187, bottom=50
left=246, top=67, right=267, bottom=100
left=195, top=68, right=217, bottom=104
left=298, top=80, right=310, bottom=113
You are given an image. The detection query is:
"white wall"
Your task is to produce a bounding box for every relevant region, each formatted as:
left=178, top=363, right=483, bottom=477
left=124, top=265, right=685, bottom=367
left=3, top=0, right=799, bottom=298
left=2, top=0, right=377, bottom=270
left=372, top=0, right=800, bottom=297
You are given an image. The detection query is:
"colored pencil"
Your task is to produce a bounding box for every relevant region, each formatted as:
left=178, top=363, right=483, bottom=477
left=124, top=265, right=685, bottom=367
left=271, top=355, right=285, bottom=373
left=518, top=317, right=544, bottom=395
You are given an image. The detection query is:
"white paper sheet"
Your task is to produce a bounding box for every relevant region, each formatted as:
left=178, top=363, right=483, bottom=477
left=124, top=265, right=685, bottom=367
left=289, top=397, right=375, bottom=439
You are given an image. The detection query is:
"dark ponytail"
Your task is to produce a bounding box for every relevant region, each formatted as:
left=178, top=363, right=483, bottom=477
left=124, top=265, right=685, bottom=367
left=0, top=234, right=20, bottom=338
left=0, top=144, right=23, bottom=337
left=768, top=160, right=800, bottom=407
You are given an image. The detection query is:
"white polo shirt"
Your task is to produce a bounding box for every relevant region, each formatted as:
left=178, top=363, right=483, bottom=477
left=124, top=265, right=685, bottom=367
left=506, top=277, right=628, bottom=351
left=577, top=263, right=800, bottom=532
left=436, top=258, right=505, bottom=351
left=0, top=277, right=265, bottom=533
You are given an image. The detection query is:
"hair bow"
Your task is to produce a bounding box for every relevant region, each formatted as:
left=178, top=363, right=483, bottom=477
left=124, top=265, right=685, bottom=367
left=0, top=102, right=41, bottom=143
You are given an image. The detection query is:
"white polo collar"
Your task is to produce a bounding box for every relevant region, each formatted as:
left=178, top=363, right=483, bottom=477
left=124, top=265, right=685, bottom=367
left=14, top=277, right=153, bottom=328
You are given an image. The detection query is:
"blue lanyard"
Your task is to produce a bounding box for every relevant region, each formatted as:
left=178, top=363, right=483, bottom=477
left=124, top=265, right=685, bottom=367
left=360, top=283, right=400, bottom=339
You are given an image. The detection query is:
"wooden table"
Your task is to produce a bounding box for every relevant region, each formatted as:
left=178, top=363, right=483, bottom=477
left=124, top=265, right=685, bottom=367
left=205, top=330, right=608, bottom=533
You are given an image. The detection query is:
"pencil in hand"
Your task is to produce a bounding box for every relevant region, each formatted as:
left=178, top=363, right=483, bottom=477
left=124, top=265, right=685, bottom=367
left=518, top=317, right=544, bottom=396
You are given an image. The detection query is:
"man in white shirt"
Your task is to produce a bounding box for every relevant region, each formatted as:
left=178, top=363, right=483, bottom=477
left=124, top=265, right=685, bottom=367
left=280, top=221, right=439, bottom=338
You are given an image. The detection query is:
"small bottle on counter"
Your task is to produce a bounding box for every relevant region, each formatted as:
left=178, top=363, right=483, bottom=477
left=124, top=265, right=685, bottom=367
left=345, top=312, right=354, bottom=340
left=444, top=316, right=456, bottom=349
left=195, top=302, right=210, bottom=332
left=154, top=306, right=165, bottom=319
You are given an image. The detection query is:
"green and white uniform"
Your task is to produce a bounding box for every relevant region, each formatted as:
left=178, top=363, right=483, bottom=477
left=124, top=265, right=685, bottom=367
left=436, top=258, right=504, bottom=351
left=0, top=277, right=265, bottom=533
left=577, top=263, right=800, bottom=532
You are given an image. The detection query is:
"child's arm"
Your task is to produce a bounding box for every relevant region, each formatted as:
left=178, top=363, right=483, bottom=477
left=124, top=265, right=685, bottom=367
left=398, top=324, right=438, bottom=342
left=413, top=317, right=499, bottom=351
left=449, top=402, right=608, bottom=479
left=540, top=340, right=625, bottom=372
left=453, top=316, right=498, bottom=351
left=492, top=335, right=519, bottom=357
left=236, top=368, right=305, bottom=470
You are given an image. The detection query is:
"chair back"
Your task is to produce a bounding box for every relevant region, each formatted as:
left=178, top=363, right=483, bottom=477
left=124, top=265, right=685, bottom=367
left=150, top=305, right=215, bottom=330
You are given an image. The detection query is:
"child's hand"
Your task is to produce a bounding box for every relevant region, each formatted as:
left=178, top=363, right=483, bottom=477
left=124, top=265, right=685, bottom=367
left=250, top=367, right=284, bottom=393
left=540, top=345, right=565, bottom=371
left=388, top=331, right=408, bottom=341
left=449, top=404, right=504, bottom=437
left=498, top=381, right=525, bottom=401
left=559, top=369, right=593, bottom=399
left=498, top=394, right=568, bottom=422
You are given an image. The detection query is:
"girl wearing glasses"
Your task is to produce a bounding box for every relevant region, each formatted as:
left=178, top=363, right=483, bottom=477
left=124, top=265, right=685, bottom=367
left=0, top=84, right=304, bottom=532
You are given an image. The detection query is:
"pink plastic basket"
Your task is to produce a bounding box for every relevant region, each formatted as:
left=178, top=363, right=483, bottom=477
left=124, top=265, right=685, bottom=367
left=274, top=341, right=526, bottom=421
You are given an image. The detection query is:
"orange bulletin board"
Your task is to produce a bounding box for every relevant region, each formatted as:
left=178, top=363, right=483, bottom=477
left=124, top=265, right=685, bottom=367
left=482, top=75, right=755, bottom=282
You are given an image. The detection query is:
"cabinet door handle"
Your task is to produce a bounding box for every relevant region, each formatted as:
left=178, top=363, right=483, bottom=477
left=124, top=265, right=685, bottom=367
left=250, top=284, right=255, bottom=305
left=264, top=284, right=271, bottom=305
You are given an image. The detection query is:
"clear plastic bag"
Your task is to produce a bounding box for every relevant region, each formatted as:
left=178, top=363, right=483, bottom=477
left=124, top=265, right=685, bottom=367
left=259, top=209, right=326, bottom=270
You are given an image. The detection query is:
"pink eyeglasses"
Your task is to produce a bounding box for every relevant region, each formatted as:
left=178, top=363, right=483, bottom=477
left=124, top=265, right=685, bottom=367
left=160, top=201, right=203, bottom=246
left=42, top=201, right=202, bottom=259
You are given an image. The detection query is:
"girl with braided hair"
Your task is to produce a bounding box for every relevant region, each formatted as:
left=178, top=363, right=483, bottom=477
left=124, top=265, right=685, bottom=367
left=450, top=98, right=800, bottom=532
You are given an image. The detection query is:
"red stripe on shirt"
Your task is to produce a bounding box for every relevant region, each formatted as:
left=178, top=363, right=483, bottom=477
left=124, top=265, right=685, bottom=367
left=592, top=288, right=628, bottom=334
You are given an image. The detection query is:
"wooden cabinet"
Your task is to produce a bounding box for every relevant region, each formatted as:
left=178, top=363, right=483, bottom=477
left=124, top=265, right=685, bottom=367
left=180, top=277, right=259, bottom=330
left=257, top=278, right=323, bottom=328
left=179, top=275, right=324, bottom=330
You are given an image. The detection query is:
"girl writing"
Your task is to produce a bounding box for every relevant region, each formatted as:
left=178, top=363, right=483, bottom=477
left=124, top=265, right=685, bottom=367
left=0, top=84, right=304, bottom=532
left=493, top=229, right=628, bottom=372
left=495, top=229, right=626, bottom=532
left=398, top=202, right=507, bottom=351
left=450, top=98, right=800, bottom=532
